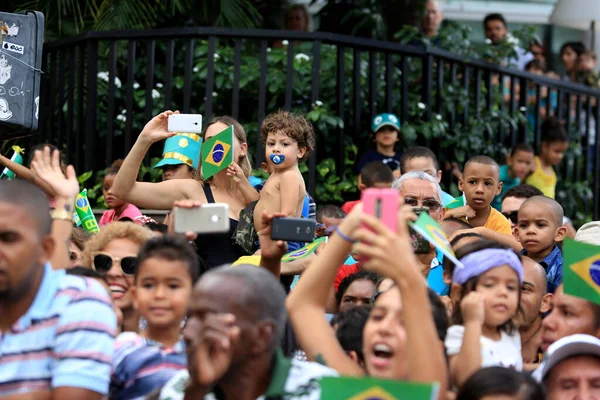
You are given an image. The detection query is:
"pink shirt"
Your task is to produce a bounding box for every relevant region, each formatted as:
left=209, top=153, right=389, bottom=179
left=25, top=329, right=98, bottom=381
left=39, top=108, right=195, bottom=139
left=99, top=203, right=143, bottom=227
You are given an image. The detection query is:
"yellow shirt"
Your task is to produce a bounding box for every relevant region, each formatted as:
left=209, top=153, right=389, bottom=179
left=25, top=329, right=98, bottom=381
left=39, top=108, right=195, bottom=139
left=484, top=207, right=512, bottom=235
left=231, top=255, right=261, bottom=267
left=525, top=156, right=556, bottom=198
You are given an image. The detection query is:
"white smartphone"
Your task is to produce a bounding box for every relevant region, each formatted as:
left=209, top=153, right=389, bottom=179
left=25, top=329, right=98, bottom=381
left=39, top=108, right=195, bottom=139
left=168, top=114, right=203, bottom=134
left=173, top=204, right=230, bottom=234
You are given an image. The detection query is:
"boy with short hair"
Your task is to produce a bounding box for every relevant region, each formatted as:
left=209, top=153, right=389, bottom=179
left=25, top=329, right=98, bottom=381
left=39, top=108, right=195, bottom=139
left=253, top=110, right=316, bottom=232
left=516, top=195, right=567, bottom=293
left=525, top=117, right=569, bottom=199
left=342, top=161, right=394, bottom=214
left=447, top=155, right=512, bottom=235
left=356, top=113, right=402, bottom=177
left=400, top=146, right=454, bottom=206
left=491, top=143, right=535, bottom=210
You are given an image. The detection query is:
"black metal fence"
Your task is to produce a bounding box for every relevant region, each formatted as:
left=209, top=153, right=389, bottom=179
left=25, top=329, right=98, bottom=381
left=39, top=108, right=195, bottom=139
left=39, top=27, right=600, bottom=218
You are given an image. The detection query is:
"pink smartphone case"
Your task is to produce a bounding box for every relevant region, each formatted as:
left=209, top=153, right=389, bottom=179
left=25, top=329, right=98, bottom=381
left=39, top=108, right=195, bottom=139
left=361, top=188, right=398, bottom=233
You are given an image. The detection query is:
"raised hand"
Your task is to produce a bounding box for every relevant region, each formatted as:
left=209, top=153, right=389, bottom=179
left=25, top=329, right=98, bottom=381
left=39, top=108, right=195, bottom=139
left=258, top=211, right=288, bottom=261
left=30, top=146, right=79, bottom=200
left=450, top=205, right=476, bottom=220
left=139, top=110, right=179, bottom=144
left=460, top=291, right=485, bottom=325
left=226, top=162, right=246, bottom=184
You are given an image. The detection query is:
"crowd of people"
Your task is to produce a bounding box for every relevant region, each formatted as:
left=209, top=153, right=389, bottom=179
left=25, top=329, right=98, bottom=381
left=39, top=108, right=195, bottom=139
left=0, top=102, right=599, bottom=400
left=0, top=2, right=600, bottom=400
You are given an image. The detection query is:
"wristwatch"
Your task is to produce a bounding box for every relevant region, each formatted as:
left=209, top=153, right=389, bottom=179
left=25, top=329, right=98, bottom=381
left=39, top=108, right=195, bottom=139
left=50, top=209, right=73, bottom=222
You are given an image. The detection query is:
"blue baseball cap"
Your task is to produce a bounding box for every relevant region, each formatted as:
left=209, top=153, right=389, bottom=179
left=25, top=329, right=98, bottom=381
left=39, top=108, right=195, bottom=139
left=153, top=134, right=202, bottom=169
left=372, top=113, right=401, bottom=133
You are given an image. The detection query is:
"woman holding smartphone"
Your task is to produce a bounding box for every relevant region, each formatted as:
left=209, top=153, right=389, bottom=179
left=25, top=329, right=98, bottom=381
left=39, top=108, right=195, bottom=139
left=112, top=111, right=258, bottom=270
left=286, top=201, right=447, bottom=393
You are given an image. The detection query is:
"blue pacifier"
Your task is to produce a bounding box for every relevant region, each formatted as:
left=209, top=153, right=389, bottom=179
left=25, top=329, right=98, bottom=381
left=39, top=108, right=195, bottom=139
left=270, top=154, right=285, bottom=165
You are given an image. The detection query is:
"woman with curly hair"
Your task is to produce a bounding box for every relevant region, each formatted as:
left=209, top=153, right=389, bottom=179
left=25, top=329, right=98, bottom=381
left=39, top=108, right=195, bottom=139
left=82, top=222, right=153, bottom=332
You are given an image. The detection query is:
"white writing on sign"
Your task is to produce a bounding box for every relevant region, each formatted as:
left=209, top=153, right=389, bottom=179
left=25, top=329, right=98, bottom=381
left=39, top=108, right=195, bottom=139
left=2, top=42, right=24, bottom=55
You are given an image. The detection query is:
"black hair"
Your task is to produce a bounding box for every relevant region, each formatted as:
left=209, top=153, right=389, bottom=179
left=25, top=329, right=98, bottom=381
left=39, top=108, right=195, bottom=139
left=360, top=161, right=394, bottom=187
left=27, top=144, right=64, bottom=169
left=541, top=116, right=568, bottom=144
left=483, top=13, right=507, bottom=29
left=332, top=306, right=371, bottom=365
left=0, top=180, right=51, bottom=237
left=428, top=287, right=449, bottom=341
left=511, top=142, right=534, bottom=157
left=443, top=217, right=472, bottom=230
left=452, top=241, right=522, bottom=334
left=457, top=366, right=545, bottom=400
left=464, top=155, right=500, bottom=172
left=525, top=59, right=546, bottom=73
left=443, top=233, right=485, bottom=276
left=144, top=222, right=168, bottom=234
left=67, top=266, right=105, bottom=281
left=316, top=205, right=346, bottom=224
left=502, top=184, right=543, bottom=202
left=136, top=235, right=200, bottom=284
left=399, top=146, right=439, bottom=173
left=336, top=271, right=379, bottom=308
left=560, top=41, right=586, bottom=58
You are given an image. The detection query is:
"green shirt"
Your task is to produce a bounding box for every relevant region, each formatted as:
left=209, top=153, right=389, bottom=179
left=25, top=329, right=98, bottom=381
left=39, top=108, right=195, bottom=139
left=157, top=349, right=338, bottom=400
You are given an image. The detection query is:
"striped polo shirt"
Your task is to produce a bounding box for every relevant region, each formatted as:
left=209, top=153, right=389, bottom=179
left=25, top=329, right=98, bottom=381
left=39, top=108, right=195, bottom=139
left=111, top=332, right=187, bottom=399
left=0, top=263, right=117, bottom=396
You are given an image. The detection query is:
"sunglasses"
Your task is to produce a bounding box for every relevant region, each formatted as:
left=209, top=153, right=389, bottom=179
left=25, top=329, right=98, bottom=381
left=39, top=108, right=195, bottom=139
left=502, top=210, right=519, bottom=224
left=404, top=197, right=442, bottom=212
left=92, top=252, right=138, bottom=275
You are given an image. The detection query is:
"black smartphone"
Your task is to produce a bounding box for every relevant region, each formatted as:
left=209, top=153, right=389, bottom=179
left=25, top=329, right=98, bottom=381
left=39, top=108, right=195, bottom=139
left=271, top=217, right=316, bottom=242
left=410, top=206, right=430, bottom=254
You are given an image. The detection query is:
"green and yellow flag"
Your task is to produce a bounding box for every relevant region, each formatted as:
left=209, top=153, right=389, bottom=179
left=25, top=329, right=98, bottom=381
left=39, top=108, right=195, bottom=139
left=319, top=376, right=439, bottom=400
left=201, top=125, right=234, bottom=180
left=444, top=193, right=466, bottom=210
left=0, top=145, right=24, bottom=180
left=409, top=212, right=462, bottom=267
left=563, top=238, right=600, bottom=305
left=281, top=237, right=327, bottom=262
left=75, top=189, right=99, bottom=233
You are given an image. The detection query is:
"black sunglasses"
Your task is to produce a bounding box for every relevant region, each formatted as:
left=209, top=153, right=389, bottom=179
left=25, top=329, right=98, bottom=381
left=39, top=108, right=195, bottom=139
left=502, top=210, right=519, bottom=224
left=92, top=252, right=138, bottom=275
left=404, top=197, right=442, bottom=212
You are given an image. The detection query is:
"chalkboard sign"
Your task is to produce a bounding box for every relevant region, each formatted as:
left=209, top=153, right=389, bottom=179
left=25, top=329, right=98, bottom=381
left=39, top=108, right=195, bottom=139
left=0, top=11, right=44, bottom=137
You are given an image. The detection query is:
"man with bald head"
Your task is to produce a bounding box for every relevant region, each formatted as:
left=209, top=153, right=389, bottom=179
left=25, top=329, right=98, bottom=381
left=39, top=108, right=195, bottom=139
left=155, top=265, right=337, bottom=399
left=516, top=195, right=567, bottom=293
left=519, top=257, right=553, bottom=364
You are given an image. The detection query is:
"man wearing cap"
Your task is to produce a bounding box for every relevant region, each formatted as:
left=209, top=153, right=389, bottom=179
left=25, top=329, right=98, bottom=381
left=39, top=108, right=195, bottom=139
left=153, top=134, right=201, bottom=181
left=534, top=334, right=600, bottom=399
left=356, top=113, right=402, bottom=179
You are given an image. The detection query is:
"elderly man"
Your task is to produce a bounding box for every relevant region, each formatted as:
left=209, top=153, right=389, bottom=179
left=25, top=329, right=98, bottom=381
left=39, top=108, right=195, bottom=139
left=393, top=171, right=447, bottom=295
left=421, top=0, right=444, bottom=39
left=153, top=265, right=337, bottom=399
left=0, top=180, right=116, bottom=398
left=519, top=257, right=553, bottom=365
left=534, top=334, right=600, bottom=399
left=541, top=284, right=600, bottom=352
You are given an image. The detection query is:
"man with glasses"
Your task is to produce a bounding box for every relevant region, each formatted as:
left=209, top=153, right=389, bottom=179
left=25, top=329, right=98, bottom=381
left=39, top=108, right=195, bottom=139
left=392, top=171, right=448, bottom=295
left=0, top=180, right=116, bottom=398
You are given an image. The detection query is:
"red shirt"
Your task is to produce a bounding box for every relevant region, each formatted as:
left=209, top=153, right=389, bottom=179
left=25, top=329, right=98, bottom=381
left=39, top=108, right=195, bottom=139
left=334, top=263, right=361, bottom=291
left=342, top=200, right=360, bottom=215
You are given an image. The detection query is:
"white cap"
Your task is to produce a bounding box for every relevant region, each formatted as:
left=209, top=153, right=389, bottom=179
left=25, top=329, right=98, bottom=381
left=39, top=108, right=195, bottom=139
left=575, top=221, right=600, bottom=246
left=533, top=334, right=600, bottom=382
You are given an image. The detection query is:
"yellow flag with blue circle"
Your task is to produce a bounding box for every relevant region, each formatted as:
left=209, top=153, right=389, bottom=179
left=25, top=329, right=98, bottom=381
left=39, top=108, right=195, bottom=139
left=202, top=125, right=234, bottom=179
left=319, top=376, right=439, bottom=399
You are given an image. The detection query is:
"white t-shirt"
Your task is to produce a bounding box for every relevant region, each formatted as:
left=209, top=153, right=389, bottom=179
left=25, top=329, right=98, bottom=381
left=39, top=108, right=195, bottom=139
left=445, top=325, right=523, bottom=371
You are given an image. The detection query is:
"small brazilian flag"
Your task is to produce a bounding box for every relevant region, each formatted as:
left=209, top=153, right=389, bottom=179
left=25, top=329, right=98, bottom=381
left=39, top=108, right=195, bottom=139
left=563, top=238, right=600, bottom=305
left=444, top=193, right=466, bottom=210
left=319, top=376, right=439, bottom=400
left=409, top=212, right=463, bottom=267
left=201, top=125, right=234, bottom=179
left=281, top=237, right=327, bottom=262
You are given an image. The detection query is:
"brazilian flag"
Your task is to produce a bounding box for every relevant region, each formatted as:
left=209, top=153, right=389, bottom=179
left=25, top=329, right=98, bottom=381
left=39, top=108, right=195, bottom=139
left=319, top=376, right=439, bottom=400
left=281, top=237, right=327, bottom=262
left=563, top=238, right=600, bottom=305
left=444, top=193, right=466, bottom=210
left=201, top=125, right=234, bottom=179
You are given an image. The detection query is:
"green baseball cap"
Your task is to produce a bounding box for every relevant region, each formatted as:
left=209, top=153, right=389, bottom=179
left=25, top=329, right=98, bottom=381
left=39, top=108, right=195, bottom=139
left=372, top=113, right=401, bottom=132
left=153, top=134, right=202, bottom=169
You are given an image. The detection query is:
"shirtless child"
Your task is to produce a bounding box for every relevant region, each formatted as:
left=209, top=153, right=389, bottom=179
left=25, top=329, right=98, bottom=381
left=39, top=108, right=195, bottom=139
left=253, top=110, right=315, bottom=233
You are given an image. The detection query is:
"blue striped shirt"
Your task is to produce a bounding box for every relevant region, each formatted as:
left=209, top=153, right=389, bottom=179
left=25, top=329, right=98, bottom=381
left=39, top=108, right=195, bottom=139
left=111, top=332, right=187, bottom=399
left=0, top=263, right=117, bottom=396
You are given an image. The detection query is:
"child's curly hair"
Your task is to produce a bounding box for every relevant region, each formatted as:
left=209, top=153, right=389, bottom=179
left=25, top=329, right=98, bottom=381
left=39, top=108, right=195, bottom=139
left=260, top=110, right=316, bottom=161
